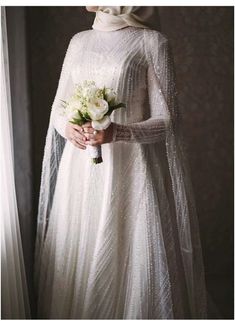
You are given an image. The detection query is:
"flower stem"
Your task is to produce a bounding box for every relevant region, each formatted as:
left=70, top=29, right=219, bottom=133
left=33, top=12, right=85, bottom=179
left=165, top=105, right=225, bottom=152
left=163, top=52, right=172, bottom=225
left=92, top=157, right=103, bottom=164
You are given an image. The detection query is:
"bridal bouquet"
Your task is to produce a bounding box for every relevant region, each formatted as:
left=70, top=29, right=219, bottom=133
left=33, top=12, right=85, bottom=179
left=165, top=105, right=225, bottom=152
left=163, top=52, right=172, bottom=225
left=62, top=80, right=126, bottom=164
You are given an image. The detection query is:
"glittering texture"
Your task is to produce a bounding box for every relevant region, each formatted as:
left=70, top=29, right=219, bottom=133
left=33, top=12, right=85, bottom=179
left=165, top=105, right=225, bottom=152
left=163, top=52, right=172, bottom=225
left=113, top=33, right=172, bottom=144
left=35, top=26, right=208, bottom=319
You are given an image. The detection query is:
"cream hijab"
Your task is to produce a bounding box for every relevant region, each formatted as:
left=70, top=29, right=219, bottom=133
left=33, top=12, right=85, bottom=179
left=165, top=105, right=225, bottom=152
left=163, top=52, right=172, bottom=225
left=92, top=6, right=155, bottom=31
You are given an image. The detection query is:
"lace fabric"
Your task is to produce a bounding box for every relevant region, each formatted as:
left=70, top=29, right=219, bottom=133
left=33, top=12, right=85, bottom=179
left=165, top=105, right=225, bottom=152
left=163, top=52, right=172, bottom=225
left=34, top=26, right=208, bottom=319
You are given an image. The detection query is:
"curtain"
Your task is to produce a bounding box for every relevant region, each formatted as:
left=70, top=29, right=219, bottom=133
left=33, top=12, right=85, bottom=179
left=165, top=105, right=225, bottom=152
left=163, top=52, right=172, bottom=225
left=6, top=7, right=36, bottom=315
left=1, top=7, right=31, bottom=319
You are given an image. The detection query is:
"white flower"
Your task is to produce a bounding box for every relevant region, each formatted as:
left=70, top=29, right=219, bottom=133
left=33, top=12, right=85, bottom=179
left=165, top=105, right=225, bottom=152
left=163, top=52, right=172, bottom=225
left=92, top=115, right=111, bottom=130
left=105, top=88, right=116, bottom=104
left=66, top=99, right=82, bottom=121
left=82, top=83, right=98, bottom=100
left=87, top=98, right=109, bottom=120
left=67, top=98, right=82, bottom=111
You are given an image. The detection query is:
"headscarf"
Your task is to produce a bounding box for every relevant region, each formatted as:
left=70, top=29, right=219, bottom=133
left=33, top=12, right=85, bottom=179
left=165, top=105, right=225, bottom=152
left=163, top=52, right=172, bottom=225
left=92, top=6, right=156, bottom=31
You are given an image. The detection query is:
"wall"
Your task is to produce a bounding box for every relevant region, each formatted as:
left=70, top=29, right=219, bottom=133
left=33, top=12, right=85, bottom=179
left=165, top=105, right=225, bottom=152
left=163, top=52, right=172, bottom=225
left=158, top=7, right=234, bottom=317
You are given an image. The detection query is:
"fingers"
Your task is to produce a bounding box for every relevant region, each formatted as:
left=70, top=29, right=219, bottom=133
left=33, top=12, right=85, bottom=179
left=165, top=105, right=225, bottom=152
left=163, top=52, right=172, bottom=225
left=69, top=128, right=87, bottom=149
left=84, top=132, right=97, bottom=140
left=73, top=130, right=86, bottom=142
left=82, top=122, right=92, bottom=128
left=70, top=139, right=86, bottom=150
left=84, top=128, right=102, bottom=143
left=72, top=122, right=94, bottom=135
left=82, top=126, right=95, bottom=134
left=81, top=122, right=98, bottom=135
left=71, top=123, right=85, bottom=134
left=85, top=128, right=95, bottom=134
left=68, top=122, right=103, bottom=148
left=73, top=134, right=87, bottom=147
left=69, top=122, right=92, bottom=132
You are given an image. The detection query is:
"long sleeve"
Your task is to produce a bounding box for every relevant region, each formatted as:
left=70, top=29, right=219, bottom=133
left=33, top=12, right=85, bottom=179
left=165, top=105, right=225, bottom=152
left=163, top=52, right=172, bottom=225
left=112, top=33, right=177, bottom=144
left=50, top=36, right=76, bottom=139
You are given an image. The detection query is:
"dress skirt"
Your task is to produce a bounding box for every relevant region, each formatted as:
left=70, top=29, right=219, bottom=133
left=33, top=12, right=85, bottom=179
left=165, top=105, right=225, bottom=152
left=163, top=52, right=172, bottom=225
left=37, top=139, right=192, bottom=319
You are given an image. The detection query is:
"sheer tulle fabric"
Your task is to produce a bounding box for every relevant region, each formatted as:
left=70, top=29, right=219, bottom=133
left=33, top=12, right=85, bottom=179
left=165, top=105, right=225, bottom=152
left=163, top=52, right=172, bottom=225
left=34, top=27, right=208, bottom=318
left=1, top=7, right=30, bottom=318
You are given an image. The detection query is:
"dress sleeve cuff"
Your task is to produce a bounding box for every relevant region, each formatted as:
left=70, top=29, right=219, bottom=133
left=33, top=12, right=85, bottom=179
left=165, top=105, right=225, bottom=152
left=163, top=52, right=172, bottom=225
left=112, top=123, right=132, bottom=142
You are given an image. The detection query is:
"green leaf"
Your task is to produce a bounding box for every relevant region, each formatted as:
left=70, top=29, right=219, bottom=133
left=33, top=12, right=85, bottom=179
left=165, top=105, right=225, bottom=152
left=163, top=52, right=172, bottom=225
left=113, top=103, right=126, bottom=109
left=70, top=118, right=85, bottom=126
left=83, top=111, right=91, bottom=121
left=102, top=86, right=107, bottom=100
left=105, top=103, right=126, bottom=115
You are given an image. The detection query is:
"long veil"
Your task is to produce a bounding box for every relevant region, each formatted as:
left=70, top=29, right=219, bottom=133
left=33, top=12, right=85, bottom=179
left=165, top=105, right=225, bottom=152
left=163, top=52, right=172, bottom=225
left=34, top=123, right=65, bottom=289
left=156, top=36, right=208, bottom=317
left=157, top=35, right=221, bottom=318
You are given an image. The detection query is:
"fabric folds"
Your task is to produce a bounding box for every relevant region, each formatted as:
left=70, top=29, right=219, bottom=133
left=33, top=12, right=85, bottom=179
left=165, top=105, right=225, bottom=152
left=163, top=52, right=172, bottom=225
left=35, top=25, right=208, bottom=319
left=92, top=6, right=153, bottom=31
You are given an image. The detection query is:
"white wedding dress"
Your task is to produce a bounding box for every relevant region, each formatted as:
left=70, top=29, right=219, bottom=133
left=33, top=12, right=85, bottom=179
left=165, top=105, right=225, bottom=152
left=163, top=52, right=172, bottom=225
left=35, top=26, right=208, bottom=319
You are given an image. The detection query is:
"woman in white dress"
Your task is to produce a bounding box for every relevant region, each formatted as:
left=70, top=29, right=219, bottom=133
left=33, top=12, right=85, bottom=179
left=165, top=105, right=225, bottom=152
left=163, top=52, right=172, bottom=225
left=34, top=6, right=208, bottom=319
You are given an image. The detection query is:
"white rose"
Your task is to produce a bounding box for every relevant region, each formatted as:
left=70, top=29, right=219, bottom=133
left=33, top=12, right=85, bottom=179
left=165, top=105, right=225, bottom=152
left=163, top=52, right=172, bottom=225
left=87, top=98, right=109, bottom=120
left=92, top=115, right=111, bottom=130
left=105, top=88, right=116, bottom=104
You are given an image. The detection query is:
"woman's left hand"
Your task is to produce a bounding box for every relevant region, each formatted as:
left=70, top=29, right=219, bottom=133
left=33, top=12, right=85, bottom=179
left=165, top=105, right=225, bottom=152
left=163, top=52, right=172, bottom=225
left=81, top=122, right=114, bottom=146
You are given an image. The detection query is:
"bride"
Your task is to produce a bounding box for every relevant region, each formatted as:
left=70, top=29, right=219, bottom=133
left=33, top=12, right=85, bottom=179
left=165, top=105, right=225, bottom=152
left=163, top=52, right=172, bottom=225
left=34, top=6, right=208, bottom=319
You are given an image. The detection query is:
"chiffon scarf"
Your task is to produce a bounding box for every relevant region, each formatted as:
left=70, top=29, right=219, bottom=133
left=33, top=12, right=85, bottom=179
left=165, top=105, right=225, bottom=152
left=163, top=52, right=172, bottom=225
left=92, top=6, right=155, bottom=31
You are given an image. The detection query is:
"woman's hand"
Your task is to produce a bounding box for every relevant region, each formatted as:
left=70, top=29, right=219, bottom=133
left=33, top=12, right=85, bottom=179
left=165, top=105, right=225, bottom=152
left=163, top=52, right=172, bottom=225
left=65, top=122, right=87, bottom=149
left=82, top=122, right=114, bottom=146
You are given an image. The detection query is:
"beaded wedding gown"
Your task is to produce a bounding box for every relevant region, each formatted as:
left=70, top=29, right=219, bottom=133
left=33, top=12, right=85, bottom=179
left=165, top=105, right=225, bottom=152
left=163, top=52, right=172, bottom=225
left=35, top=26, right=208, bottom=319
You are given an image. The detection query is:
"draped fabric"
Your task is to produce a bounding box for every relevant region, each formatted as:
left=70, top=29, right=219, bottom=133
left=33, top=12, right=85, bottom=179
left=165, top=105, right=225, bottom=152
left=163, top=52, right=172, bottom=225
left=92, top=6, right=154, bottom=31
left=1, top=7, right=31, bottom=319
left=34, top=25, right=208, bottom=318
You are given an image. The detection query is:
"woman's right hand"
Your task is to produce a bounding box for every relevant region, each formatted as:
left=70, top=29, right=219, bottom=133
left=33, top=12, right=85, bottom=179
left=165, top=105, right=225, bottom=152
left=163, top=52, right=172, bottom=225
left=65, top=122, right=87, bottom=150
